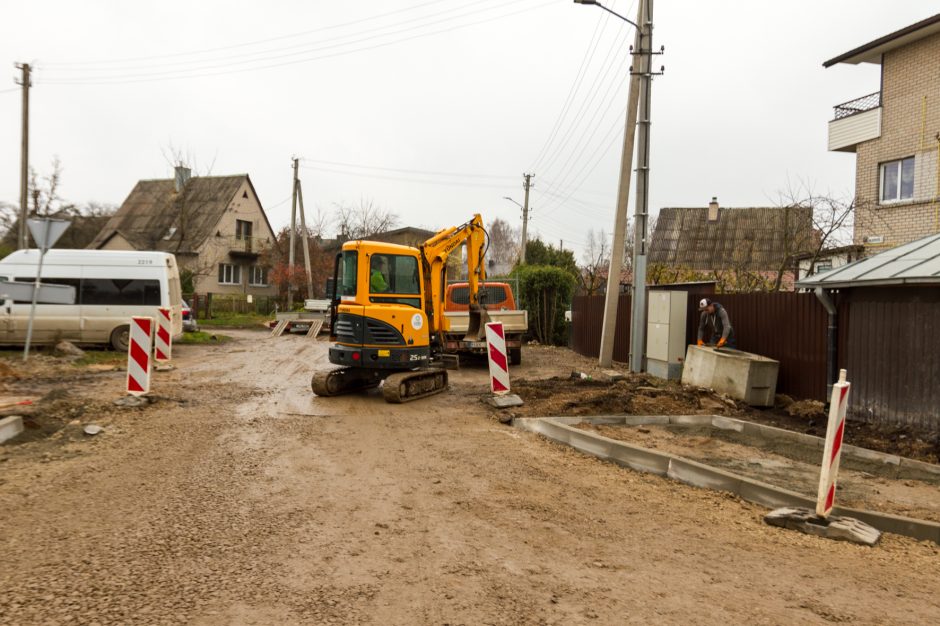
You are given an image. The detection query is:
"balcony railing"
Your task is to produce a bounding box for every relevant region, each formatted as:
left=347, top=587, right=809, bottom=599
left=228, top=236, right=268, bottom=256
left=833, top=91, right=881, bottom=120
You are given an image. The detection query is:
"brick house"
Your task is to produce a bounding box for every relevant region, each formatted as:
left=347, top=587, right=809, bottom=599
left=825, top=13, right=940, bottom=252
left=89, top=167, right=277, bottom=297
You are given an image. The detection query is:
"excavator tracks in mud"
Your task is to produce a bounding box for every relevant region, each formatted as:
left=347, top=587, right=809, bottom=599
left=382, top=369, right=448, bottom=403
left=311, top=367, right=448, bottom=403
left=311, top=367, right=383, bottom=397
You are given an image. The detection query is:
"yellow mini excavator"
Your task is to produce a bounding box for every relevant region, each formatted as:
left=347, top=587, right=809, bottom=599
left=312, top=214, right=491, bottom=403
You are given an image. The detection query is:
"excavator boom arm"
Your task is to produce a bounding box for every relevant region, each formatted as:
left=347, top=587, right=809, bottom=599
left=420, top=214, right=487, bottom=335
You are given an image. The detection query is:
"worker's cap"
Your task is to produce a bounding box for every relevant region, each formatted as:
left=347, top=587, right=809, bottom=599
left=698, top=298, right=711, bottom=310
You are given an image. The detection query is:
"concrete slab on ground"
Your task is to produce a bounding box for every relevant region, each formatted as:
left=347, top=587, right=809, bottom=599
left=765, top=507, right=881, bottom=546
left=0, top=415, right=24, bottom=443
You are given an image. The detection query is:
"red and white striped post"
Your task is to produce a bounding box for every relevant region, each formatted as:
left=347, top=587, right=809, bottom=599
left=485, top=321, right=510, bottom=395
left=126, top=316, right=154, bottom=396
left=815, top=369, right=852, bottom=518
left=154, top=307, right=172, bottom=363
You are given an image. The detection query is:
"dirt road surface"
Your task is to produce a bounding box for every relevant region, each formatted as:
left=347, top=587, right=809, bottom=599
left=2, top=331, right=939, bottom=625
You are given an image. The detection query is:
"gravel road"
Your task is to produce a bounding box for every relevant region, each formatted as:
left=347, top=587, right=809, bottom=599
left=2, top=331, right=939, bottom=625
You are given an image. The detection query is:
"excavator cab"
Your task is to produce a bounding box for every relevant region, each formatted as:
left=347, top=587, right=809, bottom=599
left=327, top=242, right=432, bottom=369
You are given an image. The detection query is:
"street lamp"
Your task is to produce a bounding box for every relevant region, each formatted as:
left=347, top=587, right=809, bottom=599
left=503, top=196, right=523, bottom=209
left=572, top=0, right=639, bottom=29
left=574, top=0, right=658, bottom=373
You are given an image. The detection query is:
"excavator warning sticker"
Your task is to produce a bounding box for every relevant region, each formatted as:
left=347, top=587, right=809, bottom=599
left=411, top=313, right=424, bottom=330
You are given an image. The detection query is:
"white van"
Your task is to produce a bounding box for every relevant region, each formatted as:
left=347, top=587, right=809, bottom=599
left=0, top=249, right=183, bottom=350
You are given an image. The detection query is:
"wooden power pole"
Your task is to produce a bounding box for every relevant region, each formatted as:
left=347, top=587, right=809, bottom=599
left=16, top=63, right=31, bottom=250
left=296, top=178, right=314, bottom=299
left=287, top=158, right=299, bottom=309
left=520, top=173, right=533, bottom=264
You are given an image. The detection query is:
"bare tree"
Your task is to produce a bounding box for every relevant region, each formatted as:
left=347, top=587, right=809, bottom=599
left=333, top=197, right=399, bottom=239
left=1, top=158, right=116, bottom=252
left=579, top=228, right=610, bottom=295
left=772, top=179, right=866, bottom=283
left=486, top=217, right=520, bottom=267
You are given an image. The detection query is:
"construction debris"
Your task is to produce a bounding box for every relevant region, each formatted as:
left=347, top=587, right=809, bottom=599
left=764, top=507, right=881, bottom=546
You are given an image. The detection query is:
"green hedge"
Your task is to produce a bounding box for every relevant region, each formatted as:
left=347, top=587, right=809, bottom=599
left=513, top=265, right=575, bottom=346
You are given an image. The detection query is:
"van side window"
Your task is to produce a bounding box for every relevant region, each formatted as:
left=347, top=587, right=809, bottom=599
left=81, top=279, right=161, bottom=306
left=11, top=277, right=81, bottom=304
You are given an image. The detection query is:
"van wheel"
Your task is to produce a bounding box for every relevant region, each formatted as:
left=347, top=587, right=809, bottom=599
left=509, top=347, right=522, bottom=366
left=110, top=325, right=130, bottom=352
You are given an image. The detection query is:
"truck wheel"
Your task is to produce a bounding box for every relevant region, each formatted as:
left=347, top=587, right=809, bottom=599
left=509, top=347, right=522, bottom=366
left=110, top=325, right=130, bottom=352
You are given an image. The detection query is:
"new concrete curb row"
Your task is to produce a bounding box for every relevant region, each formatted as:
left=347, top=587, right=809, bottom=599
left=514, top=416, right=940, bottom=544
left=548, top=414, right=940, bottom=480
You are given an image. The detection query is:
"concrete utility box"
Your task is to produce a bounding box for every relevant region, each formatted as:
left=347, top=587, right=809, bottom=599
left=646, top=290, right=688, bottom=380
left=681, top=345, right=779, bottom=407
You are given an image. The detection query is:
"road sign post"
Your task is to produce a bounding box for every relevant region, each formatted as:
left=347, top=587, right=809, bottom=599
left=23, top=218, right=70, bottom=361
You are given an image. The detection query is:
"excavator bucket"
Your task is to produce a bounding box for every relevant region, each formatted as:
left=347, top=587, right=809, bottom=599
left=463, top=304, right=492, bottom=341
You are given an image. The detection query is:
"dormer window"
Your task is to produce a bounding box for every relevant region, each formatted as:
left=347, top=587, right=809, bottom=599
left=163, top=226, right=177, bottom=240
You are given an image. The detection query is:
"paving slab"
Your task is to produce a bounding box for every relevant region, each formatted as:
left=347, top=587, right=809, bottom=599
left=765, top=507, right=882, bottom=546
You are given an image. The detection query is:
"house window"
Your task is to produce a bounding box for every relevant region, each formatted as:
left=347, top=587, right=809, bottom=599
left=814, top=261, right=832, bottom=274
left=235, top=219, right=253, bottom=240
left=249, top=265, right=268, bottom=286
left=218, top=263, right=241, bottom=285
left=880, top=157, right=914, bottom=203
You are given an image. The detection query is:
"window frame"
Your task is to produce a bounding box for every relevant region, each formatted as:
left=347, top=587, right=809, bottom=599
left=248, top=264, right=268, bottom=286
left=218, top=263, right=242, bottom=285
left=235, top=219, right=253, bottom=241
left=879, top=156, right=915, bottom=204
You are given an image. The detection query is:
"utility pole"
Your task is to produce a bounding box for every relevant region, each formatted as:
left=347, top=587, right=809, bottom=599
left=520, top=173, right=533, bottom=264
left=628, top=0, right=659, bottom=374
left=296, top=178, right=315, bottom=299
left=287, top=157, right=299, bottom=310
left=16, top=63, right=31, bottom=250
left=596, top=1, right=644, bottom=368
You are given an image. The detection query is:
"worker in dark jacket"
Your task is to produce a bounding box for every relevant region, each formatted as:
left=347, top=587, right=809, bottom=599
left=697, top=298, right=735, bottom=348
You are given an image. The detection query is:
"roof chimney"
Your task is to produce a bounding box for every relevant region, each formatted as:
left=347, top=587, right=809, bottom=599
left=707, top=196, right=719, bottom=222
left=174, top=165, right=192, bottom=193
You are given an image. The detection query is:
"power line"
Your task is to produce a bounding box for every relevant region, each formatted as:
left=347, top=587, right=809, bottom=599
left=42, top=0, right=504, bottom=74
left=41, top=0, right=453, bottom=67
left=528, top=10, right=607, bottom=171
left=300, top=165, right=517, bottom=190
left=300, top=158, right=517, bottom=180
left=38, top=0, right=549, bottom=85
left=534, top=21, right=631, bottom=192
left=0, top=86, right=21, bottom=94
left=543, top=25, right=626, bottom=190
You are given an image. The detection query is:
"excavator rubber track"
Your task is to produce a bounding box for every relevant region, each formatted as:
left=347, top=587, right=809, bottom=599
left=382, top=369, right=449, bottom=403
left=311, top=367, right=383, bottom=397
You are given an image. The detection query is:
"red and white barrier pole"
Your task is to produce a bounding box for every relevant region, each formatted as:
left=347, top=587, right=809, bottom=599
left=815, top=368, right=852, bottom=518
left=485, top=321, right=511, bottom=394
left=155, top=307, right=172, bottom=363
left=126, top=316, right=154, bottom=396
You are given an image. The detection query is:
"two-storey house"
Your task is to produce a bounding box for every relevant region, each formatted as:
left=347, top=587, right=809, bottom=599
left=89, top=167, right=277, bottom=297
left=825, top=13, right=940, bottom=251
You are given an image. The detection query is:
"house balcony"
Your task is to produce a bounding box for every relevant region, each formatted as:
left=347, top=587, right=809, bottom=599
left=228, top=236, right=268, bottom=258
left=828, top=91, right=881, bottom=152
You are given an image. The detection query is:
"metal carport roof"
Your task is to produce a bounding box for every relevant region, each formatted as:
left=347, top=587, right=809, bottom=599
left=796, top=233, right=940, bottom=289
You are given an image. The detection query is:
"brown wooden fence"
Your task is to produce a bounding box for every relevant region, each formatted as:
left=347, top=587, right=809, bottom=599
left=572, top=291, right=833, bottom=401
left=572, top=288, right=939, bottom=429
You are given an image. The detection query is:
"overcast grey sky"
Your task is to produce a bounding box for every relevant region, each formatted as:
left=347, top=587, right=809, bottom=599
left=1, top=1, right=936, bottom=259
